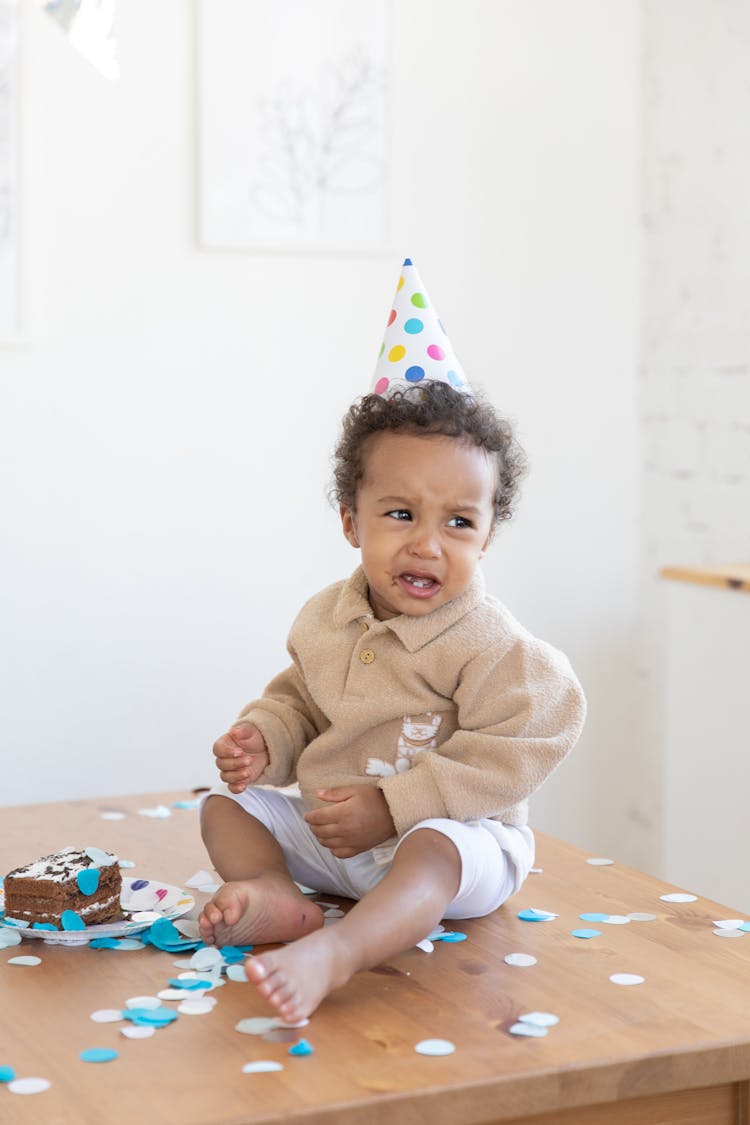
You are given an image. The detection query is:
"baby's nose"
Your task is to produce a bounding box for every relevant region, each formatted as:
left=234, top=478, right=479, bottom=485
left=409, top=530, right=441, bottom=558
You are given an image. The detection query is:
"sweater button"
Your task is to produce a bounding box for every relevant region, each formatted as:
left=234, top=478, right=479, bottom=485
left=359, top=649, right=375, bottom=664
left=359, top=621, right=369, bottom=634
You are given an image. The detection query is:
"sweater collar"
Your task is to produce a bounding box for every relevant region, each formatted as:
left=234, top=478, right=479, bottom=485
left=333, top=565, right=486, bottom=652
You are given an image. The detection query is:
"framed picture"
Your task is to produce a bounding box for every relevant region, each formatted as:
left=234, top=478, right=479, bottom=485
left=0, top=0, right=18, bottom=338
left=197, top=0, right=390, bottom=254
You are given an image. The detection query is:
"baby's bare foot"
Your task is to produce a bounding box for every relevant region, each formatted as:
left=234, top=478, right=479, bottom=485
left=198, top=874, right=323, bottom=947
left=245, top=927, right=354, bottom=1022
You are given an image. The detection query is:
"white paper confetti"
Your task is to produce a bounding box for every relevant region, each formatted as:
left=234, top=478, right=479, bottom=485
left=8, top=1077, right=51, bottom=1095
left=601, top=915, right=630, bottom=926
left=627, top=913, right=657, bottom=922
left=90, top=1009, right=123, bottom=1024
left=712, top=928, right=744, bottom=938
left=185, top=870, right=215, bottom=889
left=242, top=1060, right=284, bottom=1073
left=118, top=859, right=136, bottom=869
left=713, top=919, right=746, bottom=929
left=518, top=1011, right=559, bottom=1027
left=120, top=1026, right=155, bottom=1039
left=504, top=953, right=537, bottom=967
left=178, top=998, right=215, bottom=1015
left=509, top=1021, right=548, bottom=1037
left=138, top=805, right=171, bottom=819
left=125, top=995, right=161, bottom=1010
left=84, top=847, right=118, bottom=868
left=0, top=929, right=23, bottom=948
left=416, top=939, right=435, bottom=953
left=158, top=989, right=193, bottom=1001
left=99, top=810, right=126, bottom=820
left=226, top=964, right=248, bottom=982
left=236, top=1017, right=282, bottom=1036
left=174, top=919, right=201, bottom=939
left=660, top=892, right=697, bottom=903
left=586, top=857, right=614, bottom=866
left=610, top=973, right=644, bottom=986
left=414, top=1038, right=455, bottom=1056
left=191, top=947, right=224, bottom=971
left=8, top=955, right=41, bottom=966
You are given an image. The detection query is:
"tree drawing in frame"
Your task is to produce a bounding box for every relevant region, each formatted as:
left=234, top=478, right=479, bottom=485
left=198, top=0, right=389, bottom=252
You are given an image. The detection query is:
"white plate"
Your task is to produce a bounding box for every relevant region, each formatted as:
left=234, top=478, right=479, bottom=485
left=0, top=877, right=195, bottom=945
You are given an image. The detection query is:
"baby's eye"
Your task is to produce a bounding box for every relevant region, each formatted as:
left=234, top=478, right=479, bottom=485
left=447, top=516, right=473, bottom=528
left=386, top=509, right=412, bottom=521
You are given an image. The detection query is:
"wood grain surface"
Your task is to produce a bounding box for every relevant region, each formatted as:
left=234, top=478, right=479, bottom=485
left=1, top=791, right=750, bottom=1124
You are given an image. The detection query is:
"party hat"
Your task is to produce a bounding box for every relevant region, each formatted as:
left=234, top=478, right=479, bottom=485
left=371, top=259, right=472, bottom=398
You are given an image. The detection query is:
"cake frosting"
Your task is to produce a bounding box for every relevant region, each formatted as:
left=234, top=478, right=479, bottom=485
left=4, top=846, right=123, bottom=928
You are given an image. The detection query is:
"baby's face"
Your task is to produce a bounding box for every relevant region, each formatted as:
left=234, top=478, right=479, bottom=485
left=340, top=431, right=495, bottom=621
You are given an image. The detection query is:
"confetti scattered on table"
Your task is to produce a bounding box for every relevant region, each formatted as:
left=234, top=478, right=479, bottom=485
left=80, top=1048, right=118, bottom=1063
left=610, top=973, right=645, bottom=986
left=8, top=955, right=41, bottom=967
left=414, top=1038, right=455, bottom=1056
left=8, top=1077, right=51, bottom=1095
left=713, top=919, right=748, bottom=930
left=138, top=805, right=171, bottom=819
left=178, top=998, right=215, bottom=1015
left=416, top=938, right=434, bottom=952
left=600, top=915, right=630, bottom=926
left=120, top=1026, right=155, bottom=1039
left=0, top=1067, right=15, bottom=1083
left=288, top=1038, right=314, bottom=1056
left=571, top=929, right=601, bottom=939
left=99, top=810, right=127, bottom=820
left=126, top=995, right=161, bottom=1010
left=226, top=964, right=248, bottom=982
left=519, top=1011, right=559, bottom=1027
left=579, top=912, right=610, bottom=923
left=90, top=1009, right=123, bottom=1023
left=627, top=913, right=657, bottom=922
left=660, top=892, right=697, bottom=903
left=243, top=1061, right=284, bottom=1073
left=517, top=908, right=557, bottom=922
left=509, top=1021, right=548, bottom=1037
left=172, top=799, right=201, bottom=810
left=504, top=953, right=537, bottom=967
left=0, top=930, right=22, bottom=948
left=586, top=858, right=614, bottom=866
left=712, top=928, right=744, bottom=938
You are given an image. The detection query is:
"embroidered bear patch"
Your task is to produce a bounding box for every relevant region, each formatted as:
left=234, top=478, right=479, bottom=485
left=366, top=713, right=443, bottom=778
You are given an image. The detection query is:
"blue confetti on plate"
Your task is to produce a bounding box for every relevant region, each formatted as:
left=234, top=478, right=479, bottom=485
left=32, top=922, right=58, bottom=931
left=61, top=910, right=86, bottom=931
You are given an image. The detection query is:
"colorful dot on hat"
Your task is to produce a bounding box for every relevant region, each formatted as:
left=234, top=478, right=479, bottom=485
left=447, top=370, right=464, bottom=386
left=397, top=275, right=405, bottom=291
left=411, top=292, right=427, bottom=309
left=404, top=318, right=423, bottom=334
left=427, top=344, right=445, bottom=361
left=374, top=377, right=389, bottom=395
left=406, top=366, right=425, bottom=382
left=388, top=345, right=406, bottom=362
left=388, top=309, right=397, bottom=326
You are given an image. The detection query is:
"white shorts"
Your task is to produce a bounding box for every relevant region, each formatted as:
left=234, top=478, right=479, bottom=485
left=202, top=783, right=535, bottom=920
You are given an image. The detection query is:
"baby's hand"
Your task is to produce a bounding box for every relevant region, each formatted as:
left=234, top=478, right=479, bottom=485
left=212, top=723, right=269, bottom=794
left=304, top=785, right=396, bottom=858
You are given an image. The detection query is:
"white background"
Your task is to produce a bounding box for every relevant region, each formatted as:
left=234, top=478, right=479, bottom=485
left=3, top=2, right=640, bottom=863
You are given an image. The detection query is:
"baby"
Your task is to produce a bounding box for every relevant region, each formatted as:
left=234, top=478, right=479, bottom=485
left=198, top=262, right=586, bottom=1022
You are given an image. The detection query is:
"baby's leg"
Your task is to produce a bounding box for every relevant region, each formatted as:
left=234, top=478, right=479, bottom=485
left=245, top=827, right=461, bottom=1022
left=199, top=795, right=324, bottom=946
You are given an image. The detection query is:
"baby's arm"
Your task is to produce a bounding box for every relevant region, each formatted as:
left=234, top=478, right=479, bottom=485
left=213, top=723, right=270, bottom=794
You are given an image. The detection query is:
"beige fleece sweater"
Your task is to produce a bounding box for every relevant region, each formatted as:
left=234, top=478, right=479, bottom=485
left=238, top=566, right=586, bottom=838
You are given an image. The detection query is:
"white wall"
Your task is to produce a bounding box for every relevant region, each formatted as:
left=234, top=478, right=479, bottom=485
left=1, top=2, right=639, bottom=864
left=636, top=0, right=750, bottom=873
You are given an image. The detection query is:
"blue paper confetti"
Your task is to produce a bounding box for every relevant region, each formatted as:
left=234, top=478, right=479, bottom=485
left=436, top=931, right=467, bottom=943
left=288, top=1039, right=314, bottom=1056
left=77, top=869, right=100, bottom=896
left=739, top=922, right=750, bottom=932
left=571, top=928, right=601, bottom=939
left=517, top=908, right=556, bottom=922
left=80, top=1048, right=118, bottom=1063
left=167, top=978, right=213, bottom=991
left=61, top=910, right=86, bottom=931
left=579, top=912, right=610, bottom=923
left=0, top=1067, right=16, bottom=1083
left=89, top=937, right=124, bottom=950
left=121, top=1007, right=178, bottom=1027
left=32, top=922, right=58, bottom=931
left=172, top=799, right=201, bottom=810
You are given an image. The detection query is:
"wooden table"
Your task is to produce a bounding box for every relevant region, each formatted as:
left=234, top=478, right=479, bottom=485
left=2, top=791, right=750, bottom=1124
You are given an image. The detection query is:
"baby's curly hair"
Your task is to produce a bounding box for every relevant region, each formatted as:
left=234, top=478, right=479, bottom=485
left=331, top=381, right=527, bottom=528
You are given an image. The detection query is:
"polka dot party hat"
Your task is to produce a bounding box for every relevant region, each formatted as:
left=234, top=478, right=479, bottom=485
left=371, top=259, right=473, bottom=398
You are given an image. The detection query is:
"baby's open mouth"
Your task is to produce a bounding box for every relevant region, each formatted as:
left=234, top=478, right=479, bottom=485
left=400, top=573, right=440, bottom=590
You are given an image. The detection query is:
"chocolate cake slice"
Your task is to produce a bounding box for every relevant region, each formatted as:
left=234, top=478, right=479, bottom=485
left=4, top=846, right=123, bottom=928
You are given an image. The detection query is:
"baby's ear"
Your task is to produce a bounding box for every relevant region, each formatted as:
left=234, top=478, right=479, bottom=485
left=340, top=505, right=360, bottom=548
